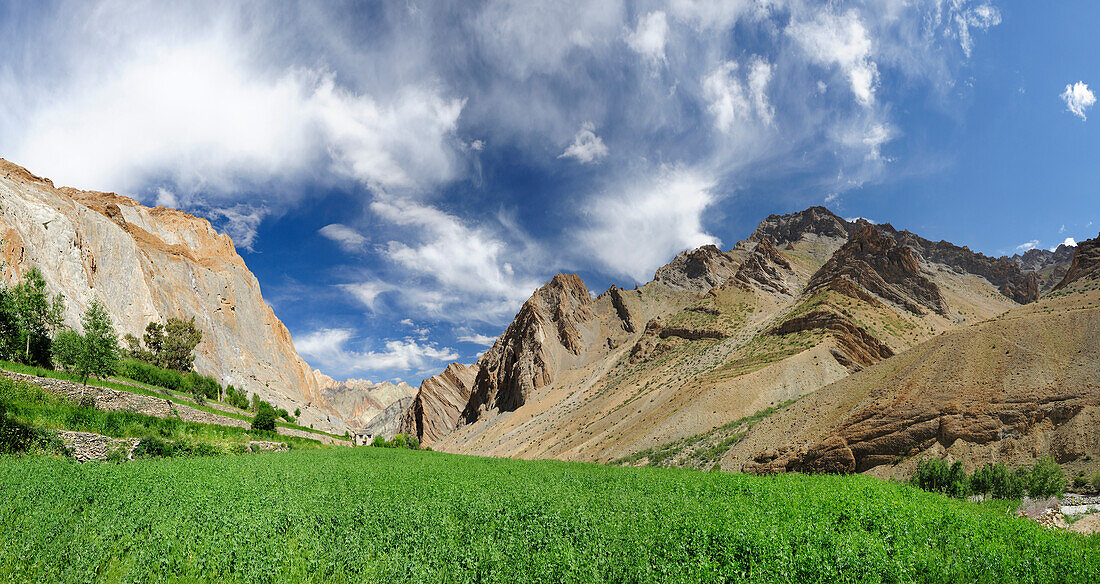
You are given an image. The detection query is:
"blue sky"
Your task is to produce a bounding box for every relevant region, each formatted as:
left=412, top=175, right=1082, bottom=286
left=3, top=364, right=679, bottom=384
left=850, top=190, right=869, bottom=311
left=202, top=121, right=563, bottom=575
left=1, top=1, right=1097, bottom=384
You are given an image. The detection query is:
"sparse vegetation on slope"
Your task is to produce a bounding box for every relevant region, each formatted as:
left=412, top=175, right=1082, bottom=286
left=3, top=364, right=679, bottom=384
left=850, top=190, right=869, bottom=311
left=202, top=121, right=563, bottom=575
left=1, top=448, right=1096, bottom=583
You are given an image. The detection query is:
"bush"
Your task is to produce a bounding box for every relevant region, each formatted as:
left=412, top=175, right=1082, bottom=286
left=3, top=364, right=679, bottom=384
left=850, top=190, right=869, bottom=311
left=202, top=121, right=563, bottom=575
left=251, top=402, right=277, bottom=432
left=132, top=436, right=174, bottom=458
left=1026, top=457, right=1065, bottom=498
left=1092, top=469, right=1100, bottom=492
left=371, top=435, right=386, bottom=448
left=408, top=435, right=420, bottom=450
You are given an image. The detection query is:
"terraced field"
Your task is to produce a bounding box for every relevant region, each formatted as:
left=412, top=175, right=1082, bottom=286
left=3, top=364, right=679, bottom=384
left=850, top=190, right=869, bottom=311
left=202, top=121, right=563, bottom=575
left=1, top=448, right=1096, bottom=583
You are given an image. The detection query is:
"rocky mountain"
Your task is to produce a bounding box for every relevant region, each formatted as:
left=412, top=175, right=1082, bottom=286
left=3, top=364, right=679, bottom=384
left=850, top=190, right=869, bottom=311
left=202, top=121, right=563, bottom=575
left=1052, top=233, right=1100, bottom=291
left=398, top=362, right=480, bottom=447
left=727, top=284, right=1100, bottom=479
left=402, top=206, right=1030, bottom=464
left=313, top=371, right=416, bottom=430
left=0, top=159, right=367, bottom=433
left=1010, top=244, right=1075, bottom=294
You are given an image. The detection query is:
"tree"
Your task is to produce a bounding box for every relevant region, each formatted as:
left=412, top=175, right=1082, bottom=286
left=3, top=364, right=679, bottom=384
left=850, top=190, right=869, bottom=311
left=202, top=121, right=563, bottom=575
left=51, top=329, right=83, bottom=372
left=161, top=318, right=202, bottom=371
left=141, top=322, right=165, bottom=362
left=251, top=402, right=277, bottom=432
left=76, top=299, right=119, bottom=385
left=294, top=408, right=301, bottom=418
left=1027, top=457, right=1065, bottom=498
left=12, top=267, right=64, bottom=365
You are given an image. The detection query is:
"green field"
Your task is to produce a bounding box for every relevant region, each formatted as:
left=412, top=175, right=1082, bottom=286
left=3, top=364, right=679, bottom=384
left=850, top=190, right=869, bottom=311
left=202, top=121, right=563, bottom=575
left=1, top=448, right=1096, bottom=583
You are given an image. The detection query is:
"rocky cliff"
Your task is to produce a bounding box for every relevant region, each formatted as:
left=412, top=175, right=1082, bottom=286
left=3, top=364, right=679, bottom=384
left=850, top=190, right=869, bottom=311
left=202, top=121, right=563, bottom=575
left=1053, top=234, right=1100, bottom=291
left=398, top=362, right=480, bottom=446
left=462, top=273, right=598, bottom=422
left=653, top=245, right=741, bottom=293
left=0, top=159, right=361, bottom=433
left=806, top=225, right=948, bottom=316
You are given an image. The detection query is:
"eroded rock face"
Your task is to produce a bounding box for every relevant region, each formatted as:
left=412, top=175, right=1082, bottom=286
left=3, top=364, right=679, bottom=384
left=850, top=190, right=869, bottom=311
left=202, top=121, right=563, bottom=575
left=733, top=238, right=795, bottom=295
left=806, top=225, right=948, bottom=316
left=398, top=362, right=480, bottom=446
left=463, top=274, right=596, bottom=422
left=1053, top=234, right=1100, bottom=291
left=749, top=206, right=851, bottom=245
left=0, top=159, right=353, bottom=433
left=768, top=309, right=894, bottom=371
left=653, top=245, right=740, bottom=293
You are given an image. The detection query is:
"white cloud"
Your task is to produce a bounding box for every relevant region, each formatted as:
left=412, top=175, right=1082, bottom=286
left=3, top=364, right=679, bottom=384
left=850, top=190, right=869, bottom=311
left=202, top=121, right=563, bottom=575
left=953, top=3, right=1002, bottom=58
left=339, top=281, right=393, bottom=311
left=370, top=196, right=539, bottom=320
left=625, top=11, right=669, bottom=65
left=788, top=9, right=878, bottom=108
left=1015, top=240, right=1040, bottom=252
left=2, top=13, right=466, bottom=248
left=1053, top=237, right=1077, bottom=251
left=319, top=224, right=367, bottom=252
left=457, top=333, right=498, bottom=347
left=205, top=204, right=268, bottom=251
left=1061, top=81, right=1096, bottom=121
left=295, top=328, right=457, bottom=373
left=703, top=57, right=774, bottom=132
left=155, top=188, right=178, bottom=209
left=578, top=167, right=720, bottom=282
left=559, top=122, right=609, bottom=164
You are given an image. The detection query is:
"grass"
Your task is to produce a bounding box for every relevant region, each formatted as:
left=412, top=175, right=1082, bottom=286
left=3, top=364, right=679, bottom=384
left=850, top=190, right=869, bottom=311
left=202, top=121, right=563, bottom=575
left=0, top=376, right=325, bottom=451
left=0, top=447, right=1096, bottom=583
left=614, top=399, right=799, bottom=470
left=0, top=360, right=346, bottom=441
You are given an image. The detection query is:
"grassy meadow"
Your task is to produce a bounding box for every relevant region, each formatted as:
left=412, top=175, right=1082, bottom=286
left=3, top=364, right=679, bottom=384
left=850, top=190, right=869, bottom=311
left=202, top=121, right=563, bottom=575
left=1, top=447, right=1096, bottom=583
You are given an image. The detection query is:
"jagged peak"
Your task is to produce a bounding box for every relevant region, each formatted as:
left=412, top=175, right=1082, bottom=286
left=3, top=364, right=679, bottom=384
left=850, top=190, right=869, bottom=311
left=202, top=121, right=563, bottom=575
left=1053, top=233, right=1100, bottom=291
left=653, top=243, right=740, bottom=293
left=749, top=206, right=852, bottom=245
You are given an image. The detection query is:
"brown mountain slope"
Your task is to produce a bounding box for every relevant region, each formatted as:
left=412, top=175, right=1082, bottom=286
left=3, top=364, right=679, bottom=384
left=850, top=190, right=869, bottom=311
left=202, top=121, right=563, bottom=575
left=725, top=287, right=1100, bottom=479
left=0, top=158, right=366, bottom=433
left=1053, top=233, right=1100, bottom=291
left=408, top=207, right=1026, bottom=464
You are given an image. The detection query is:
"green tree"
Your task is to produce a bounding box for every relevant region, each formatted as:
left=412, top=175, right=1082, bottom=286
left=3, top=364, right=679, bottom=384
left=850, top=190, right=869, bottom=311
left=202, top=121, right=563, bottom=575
left=76, top=299, right=120, bottom=385
left=141, top=322, right=165, bottom=362
left=251, top=402, right=277, bottom=432
left=51, top=329, right=83, bottom=372
left=160, top=318, right=202, bottom=371
left=1027, top=457, right=1065, bottom=498
left=294, top=408, right=301, bottom=418
left=12, top=267, right=64, bottom=365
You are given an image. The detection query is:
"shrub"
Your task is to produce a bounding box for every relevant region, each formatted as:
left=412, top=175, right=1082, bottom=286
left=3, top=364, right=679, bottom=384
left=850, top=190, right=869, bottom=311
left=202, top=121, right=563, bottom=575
left=407, top=435, right=420, bottom=450
left=371, top=435, right=386, bottom=448
left=251, top=402, right=277, bottom=432
left=132, top=436, right=174, bottom=458
left=390, top=434, right=407, bottom=449
left=1072, top=472, right=1088, bottom=490
left=225, top=385, right=249, bottom=410
left=1092, top=469, right=1100, bottom=492
left=1026, top=457, right=1064, bottom=498
left=294, top=408, right=301, bottom=418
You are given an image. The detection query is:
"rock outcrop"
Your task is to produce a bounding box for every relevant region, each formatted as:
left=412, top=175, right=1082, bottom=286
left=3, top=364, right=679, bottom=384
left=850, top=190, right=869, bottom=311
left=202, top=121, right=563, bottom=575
left=0, top=159, right=359, bottom=433
left=463, top=274, right=597, bottom=421
left=362, top=396, right=415, bottom=440
left=806, top=225, right=948, bottom=316
left=1053, top=234, right=1100, bottom=291
left=397, top=362, right=480, bottom=446
left=768, top=309, right=894, bottom=371
left=733, top=293, right=1100, bottom=476
left=653, top=245, right=740, bottom=293
left=733, top=238, right=795, bottom=295
left=749, top=206, right=851, bottom=245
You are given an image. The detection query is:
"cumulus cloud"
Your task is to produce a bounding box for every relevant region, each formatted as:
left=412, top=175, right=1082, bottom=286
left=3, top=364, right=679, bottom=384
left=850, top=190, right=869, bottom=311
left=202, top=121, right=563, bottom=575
left=625, top=11, right=669, bottom=65
left=788, top=9, right=878, bottom=108
left=1054, top=237, right=1077, bottom=251
left=295, top=328, right=457, bottom=373
left=1015, top=240, right=1040, bottom=252
left=578, top=167, right=720, bottom=282
left=559, top=122, right=609, bottom=164
left=319, top=224, right=367, bottom=252
left=1061, top=82, right=1096, bottom=120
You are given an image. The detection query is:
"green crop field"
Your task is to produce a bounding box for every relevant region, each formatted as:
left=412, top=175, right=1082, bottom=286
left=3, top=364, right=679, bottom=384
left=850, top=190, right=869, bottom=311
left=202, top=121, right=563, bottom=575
left=1, top=449, right=1096, bottom=583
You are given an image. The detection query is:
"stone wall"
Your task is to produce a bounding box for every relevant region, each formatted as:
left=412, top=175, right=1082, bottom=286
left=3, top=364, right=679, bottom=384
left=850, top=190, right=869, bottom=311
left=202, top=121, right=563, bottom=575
left=57, top=430, right=140, bottom=462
